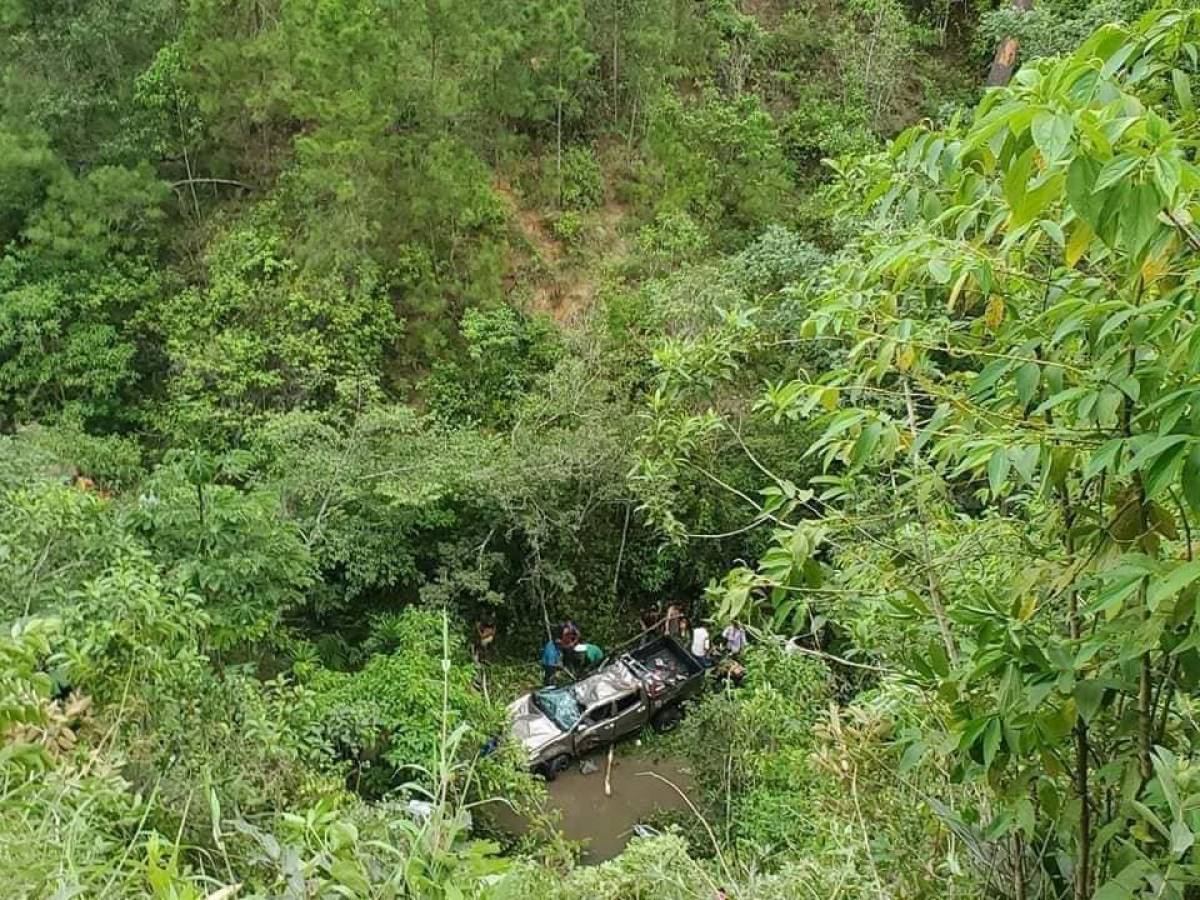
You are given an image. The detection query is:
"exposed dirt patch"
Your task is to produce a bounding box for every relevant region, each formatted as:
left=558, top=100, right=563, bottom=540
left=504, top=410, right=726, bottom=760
left=495, top=178, right=630, bottom=326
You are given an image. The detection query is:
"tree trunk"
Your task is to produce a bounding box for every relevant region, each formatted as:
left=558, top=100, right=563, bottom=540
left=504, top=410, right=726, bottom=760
left=556, top=93, right=564, bottom=209
left=986, top=0, right=1034, bottom=87
left=1138, top=647, right=1154, bottom=782
left=1064, top=504, right=1091, bottom=900
left=612, top=16, right=619, bottom=112
left=556, top=57, right=564, bottom=209
left=1014, top=832, right=1027, bottom=900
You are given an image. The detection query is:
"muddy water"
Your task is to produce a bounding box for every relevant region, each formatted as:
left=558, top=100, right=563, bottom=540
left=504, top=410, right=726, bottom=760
left=496, top=751, right=699, bottom=863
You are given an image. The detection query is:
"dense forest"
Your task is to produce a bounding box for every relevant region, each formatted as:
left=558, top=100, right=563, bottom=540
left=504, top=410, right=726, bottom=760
left=3, top=0, right=1200, bottom=896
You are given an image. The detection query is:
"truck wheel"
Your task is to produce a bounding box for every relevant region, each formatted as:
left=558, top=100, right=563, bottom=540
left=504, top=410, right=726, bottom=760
left=540, top=754, right=571, bottom=782
left=651, top=706, right=683, bottom=733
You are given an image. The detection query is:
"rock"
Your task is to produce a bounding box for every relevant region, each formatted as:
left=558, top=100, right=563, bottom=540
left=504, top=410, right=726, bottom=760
left=579, top=758, right=599, bottom=775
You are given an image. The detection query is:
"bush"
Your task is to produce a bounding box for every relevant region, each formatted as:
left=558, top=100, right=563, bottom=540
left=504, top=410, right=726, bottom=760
left=726, top=225, right=827, bottom=296
left=673, top=648, right=979, bottom=892
left=645, top=90, right=795, bottom=246
left=636, top=210, right=710, bottom=275
left=298, top=608, right=501, bottom=796
left=551, top=209, right=586, bottom=245
left=671, top=650, right=834, bottom=863
left=558, top=145, right=605, bottom=210
left=126, top=454, right=316, bottom=651
left=780, top=99, right=877, bottom=174
left=425, top=306, right=562, bottom=427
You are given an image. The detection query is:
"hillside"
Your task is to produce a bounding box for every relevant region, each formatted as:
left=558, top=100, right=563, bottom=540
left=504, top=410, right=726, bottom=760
left=1, top=1, right=1196, bottom=898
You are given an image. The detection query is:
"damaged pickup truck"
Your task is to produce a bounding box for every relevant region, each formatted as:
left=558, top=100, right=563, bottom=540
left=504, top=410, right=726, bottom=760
left=507, top=635, right=705, bottom=779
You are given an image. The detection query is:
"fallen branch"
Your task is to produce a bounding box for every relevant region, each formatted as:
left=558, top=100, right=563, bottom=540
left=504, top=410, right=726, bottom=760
left=636, top=771, right=736, bottom=897
left=781, top=641, right=891, bottom=674
left=169, top=177, right=255, bottom=192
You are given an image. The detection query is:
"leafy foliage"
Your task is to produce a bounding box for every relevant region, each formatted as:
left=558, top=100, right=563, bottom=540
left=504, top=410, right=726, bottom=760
left=299, top=608, right=497, bottom=789
left=643, top=8, right=1200, bottom=898
left=4, top=1, right=1173, bottom=897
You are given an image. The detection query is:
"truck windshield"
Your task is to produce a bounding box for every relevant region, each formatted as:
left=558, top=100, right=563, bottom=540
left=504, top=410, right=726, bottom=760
left=532, top=687, right=583, bottom=731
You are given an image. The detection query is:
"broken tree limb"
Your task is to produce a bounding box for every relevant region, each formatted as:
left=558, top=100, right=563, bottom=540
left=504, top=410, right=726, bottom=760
left=604, top=744, right=614, bottom=797
left=168, top=177, right=256, bottom=193
left=986, top=0, right=1034, bottom=87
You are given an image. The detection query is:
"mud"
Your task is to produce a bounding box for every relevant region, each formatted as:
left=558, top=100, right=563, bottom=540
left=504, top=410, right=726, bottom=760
left=494, top=751, right=698, bottom=863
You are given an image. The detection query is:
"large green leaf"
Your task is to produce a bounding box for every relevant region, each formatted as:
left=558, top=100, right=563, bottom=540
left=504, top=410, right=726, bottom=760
left=1085, top=438, right=1125, bottom=479
left=1095, top=155, right=1140, bottom=192
left=1014, top=362, right=1040, bottom=409
left=988, top=447, right=1010, bottom=495
left=1172, top=68, right=1195, bottom=114
left=1066, top=155, right=1104, bottom=230
left=1031, top=111, right=1073, bottom=163
left=1074, top=679, right=1105, bottom=724
left=1121, top=181, right=1163, bottom=260
left=1147, top=559, right=1200, bottom=610
left=1126, top=434, right=1189, bottom=474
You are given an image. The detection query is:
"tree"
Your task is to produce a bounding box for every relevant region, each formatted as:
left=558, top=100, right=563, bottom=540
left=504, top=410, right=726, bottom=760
left=0, top=0, right=181, bottom=167
left=518, top=0, right=597, bottom=206
left=0, top=164, right=168, bottom=430
left=151, top=208, right=397, bottom=442
left=645, top=89, right=795, bottom=246
left=651, top=9, right=1200, bottom=897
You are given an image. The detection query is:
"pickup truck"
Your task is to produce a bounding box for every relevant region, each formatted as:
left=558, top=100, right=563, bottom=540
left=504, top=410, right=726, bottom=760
left=507, top=636, right=705, bottom=779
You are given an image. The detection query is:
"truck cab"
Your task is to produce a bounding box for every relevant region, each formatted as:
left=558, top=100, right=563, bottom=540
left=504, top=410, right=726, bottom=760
left=573, top=684, right=648, bottom=755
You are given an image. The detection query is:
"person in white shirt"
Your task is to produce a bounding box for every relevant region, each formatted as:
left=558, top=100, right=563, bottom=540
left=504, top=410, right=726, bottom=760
left=722, top=622, right=746, bottom=655
left=690, top=624, right=711, bottom=665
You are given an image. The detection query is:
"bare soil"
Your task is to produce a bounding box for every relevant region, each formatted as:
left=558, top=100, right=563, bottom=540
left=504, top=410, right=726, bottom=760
left=495, top=178, right=630, bottom=326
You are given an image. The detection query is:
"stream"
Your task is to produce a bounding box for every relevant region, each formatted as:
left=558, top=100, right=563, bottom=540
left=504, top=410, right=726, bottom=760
left=493, top=751, right=698, bottom=863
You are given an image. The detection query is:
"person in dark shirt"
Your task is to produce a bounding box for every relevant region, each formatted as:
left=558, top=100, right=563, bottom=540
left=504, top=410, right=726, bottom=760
left=559, top=619, right=580, bottom=648
left=663, top=604, right=684, bottom=638
left=473, top=619, right=496, bottom=663
left=677, top=615, right=692, bottom=647
left=639, top=606, right=661, bottom=646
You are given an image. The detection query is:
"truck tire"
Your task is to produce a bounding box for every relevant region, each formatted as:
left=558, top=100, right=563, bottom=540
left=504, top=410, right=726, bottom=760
left=651, top=706, right=683, bottom=734
left=539, top=754, right=571, bottom=782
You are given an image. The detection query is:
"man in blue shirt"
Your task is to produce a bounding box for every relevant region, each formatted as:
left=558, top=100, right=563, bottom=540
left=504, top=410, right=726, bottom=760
left=540, top=639, right=563, bottom=685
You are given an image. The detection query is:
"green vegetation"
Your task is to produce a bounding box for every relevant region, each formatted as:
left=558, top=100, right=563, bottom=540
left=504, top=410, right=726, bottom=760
left=1, top=0, right=1194, bottom=897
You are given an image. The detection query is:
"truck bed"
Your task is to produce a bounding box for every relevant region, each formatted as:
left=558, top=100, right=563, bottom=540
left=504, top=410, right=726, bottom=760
left=621, top=636, right=704, bottom=702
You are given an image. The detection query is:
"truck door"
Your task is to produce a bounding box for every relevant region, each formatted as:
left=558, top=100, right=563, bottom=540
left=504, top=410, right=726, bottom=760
left=574, top=700, right=616, bottom=755
left=607, top=691, right=647, bottom=740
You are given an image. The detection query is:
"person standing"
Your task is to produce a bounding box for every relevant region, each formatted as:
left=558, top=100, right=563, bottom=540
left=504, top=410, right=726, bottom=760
left=690, top=621, right=712, bottom=667
left=540, top=638, right=563, bottom=686
left=663, top=604, right=684, bottom=639
left=722, top=621, right=746, bottom=656
left=639, top=606, right=661, bottom=646
left=560, top=619, right=581, bottom=649
left=677, top=615, right=692, bottom=648
left=473, top=619, right=497, bottom=663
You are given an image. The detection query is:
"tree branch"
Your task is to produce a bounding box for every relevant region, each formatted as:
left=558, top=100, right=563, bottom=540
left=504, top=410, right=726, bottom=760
left=169, top=177, right=255, bottom=192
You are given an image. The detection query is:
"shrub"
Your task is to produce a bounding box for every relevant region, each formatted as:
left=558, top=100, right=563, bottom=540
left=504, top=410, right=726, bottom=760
left=298, top=608, right=501, bottom=796
left=558, top=145, right=605, bottom=210
left=636, top=210, right=710, bottom=275
left=551, top=209, right=586, bottom=245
